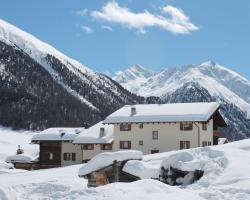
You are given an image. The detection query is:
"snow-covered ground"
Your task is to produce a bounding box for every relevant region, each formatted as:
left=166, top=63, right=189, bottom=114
left=1, top=127, right=250, bottom=200
left=0, top=126, right=39, bottom=173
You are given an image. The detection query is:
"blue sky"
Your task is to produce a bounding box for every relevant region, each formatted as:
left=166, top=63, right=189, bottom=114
left=1, top=0, right=250, bottom=78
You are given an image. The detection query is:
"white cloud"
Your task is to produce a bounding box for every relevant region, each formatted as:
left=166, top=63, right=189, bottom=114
left=91, top=1, right=198, bottom=34
left=81, top=25, right=93, bottom=33
left=101, top=25, right=113, bottom=31
left=75, top=8, right=88, bottom=16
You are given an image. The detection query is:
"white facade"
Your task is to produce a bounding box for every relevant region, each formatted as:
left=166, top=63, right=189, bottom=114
left=32, top=102, right=226, bottom=168
left=81, top=144, right=113, bottom=162
left=61, top=142, right=82, bottom=167
left=112, top=120, right=213, bottom=154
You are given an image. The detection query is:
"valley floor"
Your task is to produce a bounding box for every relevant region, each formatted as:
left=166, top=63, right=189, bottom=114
left=0, top=127, right=250, bottom=200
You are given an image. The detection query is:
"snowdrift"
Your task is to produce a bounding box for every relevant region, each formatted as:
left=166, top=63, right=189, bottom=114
left=0, top=137, right=250, bottom=199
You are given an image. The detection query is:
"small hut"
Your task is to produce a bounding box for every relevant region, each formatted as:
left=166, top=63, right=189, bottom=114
left=78, top=150, right=142, bottom=187
left=5, top=154, right=40, bottom=170
left=5, top=146, right=40, bottom=170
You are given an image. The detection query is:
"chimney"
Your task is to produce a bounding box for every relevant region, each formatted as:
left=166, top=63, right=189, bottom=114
left=131, top=106, right=136, bottom=116
left=100, top=127, right=105, bottom=137
left=16, top=145, right=23, bottom=155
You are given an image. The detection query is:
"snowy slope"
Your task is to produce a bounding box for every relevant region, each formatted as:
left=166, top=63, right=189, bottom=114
left=115, top=61, right=250, bottom=140
left=0, top=19, right=96, bottom=109
left=1, top=138, right=250, bottom=199
left=113, top=65, right=154, bottom=92
left=0, top=19, right=151, bottom=129
left=116, top=62, right=250, bottom=112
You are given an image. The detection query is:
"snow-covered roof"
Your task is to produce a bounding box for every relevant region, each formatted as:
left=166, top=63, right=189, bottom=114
left=31, top=127, right=85, bottom=142
left=218, top=138, right=228, bottom=145
left=78, top=150, right=143, bottom=177
left=5, top=154, right=38, bottom=163
left=73, top=122, right=113, bottom=144
left=103, top=102, right=220, bottom=124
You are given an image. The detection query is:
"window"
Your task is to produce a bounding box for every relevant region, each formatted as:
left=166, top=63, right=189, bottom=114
left=120, top=123, right=131, bottom=131
left=180, top=122, right=193, bottom=131
left=202, top=141, right=212, bottom=147
left=72, top=153, right=76, bottom=161
left=120, top=141, right=131, bottom=149
left=63, top=153, right=71, bottom=161
left=100, top=144, right=112, bottom=150
left=139, top=140, right=143, bottom=145
left=139, top=123, right=143, bottom=129
left=151, top=149, right=159, bottom=154
left=152, top=131, right=158, bottom=140
left=49, top=153, right=53, bottom=160
left=180, top=141, right=190, bottom=149
left=202, top=141, right=208, bottom=147
left=81, top=144, right=94, bottom=150
left=202, top=122, right=207, bottom=130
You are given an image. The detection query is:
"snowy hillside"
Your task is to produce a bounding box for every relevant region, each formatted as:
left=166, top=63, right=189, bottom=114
left=113, top=65, right=154, bottom=92
left=0, top=19, right=156, bottom=130
left=115, top=62, right=250, bottom=140
left=1, top=136, right=250, bottom=199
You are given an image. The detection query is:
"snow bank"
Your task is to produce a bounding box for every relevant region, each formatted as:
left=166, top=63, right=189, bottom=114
left=123, top=147, right=227, bottom=182
left=73, top=122, right=113, bottom=144
left=123, top=160, right=159, bottom=179
left=0, top=160, right=13, bottom=170
left=83, top=179, right=203, bottom=200
left=161, top=148, right=226, bottom=172
left=79, top=150, right=143, bottom=176
left=1, top=137, right=250, bottom=199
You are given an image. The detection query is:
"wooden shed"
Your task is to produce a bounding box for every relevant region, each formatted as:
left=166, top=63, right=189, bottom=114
left=78, top=150, right=143, bottom=187
left=84, top=160, right=140, bottom=187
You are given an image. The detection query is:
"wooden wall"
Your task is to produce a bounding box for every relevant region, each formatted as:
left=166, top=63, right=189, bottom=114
left=40, top=141, right=61, bottom=168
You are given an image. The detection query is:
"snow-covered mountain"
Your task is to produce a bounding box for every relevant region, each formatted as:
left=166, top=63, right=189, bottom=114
left=113, top=64, right=154, bottom=92
left=0, top=19, right=159, bottom=130
left=114, top=62, right=250, bottom=140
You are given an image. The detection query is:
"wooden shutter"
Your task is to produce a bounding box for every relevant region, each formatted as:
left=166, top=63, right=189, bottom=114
left=63, top=153, right=67, bottom=160
left=72, top=153, right=76, bottom=161
left=180, top=141, right=183, bottom=149
left=120, top=124, right=123, bottom=131
left=180, top=122, right=183, bottom=130
left=128, top=141, right=131, bottom=149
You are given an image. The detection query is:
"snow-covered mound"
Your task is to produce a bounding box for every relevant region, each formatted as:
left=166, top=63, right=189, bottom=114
left=79, top=150, right=142, bottom=176
left=1, top=140, right=250, bottom=199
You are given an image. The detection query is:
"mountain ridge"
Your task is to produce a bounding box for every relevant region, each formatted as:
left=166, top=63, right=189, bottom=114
left=0, top=19, right=159, bottom=130
left=114, top=61, right=250, bottom=140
